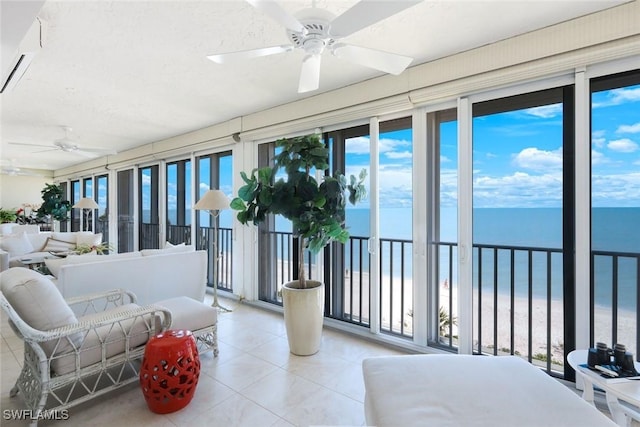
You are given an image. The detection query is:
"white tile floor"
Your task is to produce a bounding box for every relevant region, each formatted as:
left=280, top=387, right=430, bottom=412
left=0, top=293, right=632, bottom=427
left=0, top=294, right=406, bottom=427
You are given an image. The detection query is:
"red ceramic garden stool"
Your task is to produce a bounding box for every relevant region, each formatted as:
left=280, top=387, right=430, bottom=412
left=140, top=329, right=200, bottom=414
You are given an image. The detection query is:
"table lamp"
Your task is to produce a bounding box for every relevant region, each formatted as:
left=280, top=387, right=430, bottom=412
left=194, top=189, right=231, bottom=311
left=72, top=197, right=99, bottom=232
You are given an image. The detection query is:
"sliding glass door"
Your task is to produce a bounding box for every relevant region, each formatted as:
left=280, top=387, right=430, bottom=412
left=471, top=86, right=574, bottom=375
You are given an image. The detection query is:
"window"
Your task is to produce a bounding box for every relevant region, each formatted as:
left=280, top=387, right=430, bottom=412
left=139, top=165, right=159, bottom=249
left=590, top=69, right=640, bottom=356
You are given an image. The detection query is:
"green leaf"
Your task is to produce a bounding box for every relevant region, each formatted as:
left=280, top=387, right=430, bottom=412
left=258, top=167, right=272, bottom=185
left=258, top=188, right=273, bottom=206
left=238, top=182, right=257, bottom=202
left=230, top=197, right=246, bottom=211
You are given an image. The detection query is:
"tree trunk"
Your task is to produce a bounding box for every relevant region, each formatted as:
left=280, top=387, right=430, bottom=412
left=298, top=237, right=306, bottom=288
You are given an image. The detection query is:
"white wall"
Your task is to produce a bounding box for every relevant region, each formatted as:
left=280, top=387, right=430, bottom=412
left=0, top=174, right=51, bottom=212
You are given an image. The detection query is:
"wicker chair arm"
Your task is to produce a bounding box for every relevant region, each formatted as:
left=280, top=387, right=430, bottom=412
left=16, top=304, right=172, bottom=343
left=64, top=288, right=137, bottom=307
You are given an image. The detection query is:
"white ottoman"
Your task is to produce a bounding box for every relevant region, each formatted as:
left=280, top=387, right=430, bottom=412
left=155, top=297, right=218, bottom=356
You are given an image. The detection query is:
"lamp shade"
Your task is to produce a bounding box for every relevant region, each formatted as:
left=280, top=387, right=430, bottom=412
left=72, top=197, right=99, bottom=209
left=194, top=190, right=230, bottom=211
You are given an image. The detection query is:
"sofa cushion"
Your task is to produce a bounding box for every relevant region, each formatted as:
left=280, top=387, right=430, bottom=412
left=140, top=244, right=195, bottom=256
left=43, top=237, right=77, bottom=252
left=0, top=223, right=16, bottom=236
left=76, top=232, right=102, bottom=247
left=52, top=303, right=152, bottom=375
left=45, top=251, right=142, bottom=278
left=27, top=233, right=51, bottom=252
left=0, top=232, right=34, bottom=257
left=0, top=268, right=80, bottom=356
left=52, top=232, right=78, bottom=244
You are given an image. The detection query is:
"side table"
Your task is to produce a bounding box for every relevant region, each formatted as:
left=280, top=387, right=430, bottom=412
left=139, top=329, right=200, bottom=414
left=569, top=349, right=640, bottom=426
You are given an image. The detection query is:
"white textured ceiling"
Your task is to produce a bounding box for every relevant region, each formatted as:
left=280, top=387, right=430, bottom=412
left=0, top=0, right=628, bottom=172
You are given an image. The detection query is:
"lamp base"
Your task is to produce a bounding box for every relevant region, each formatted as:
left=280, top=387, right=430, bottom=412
left=212, top=286, right=232, bottom=312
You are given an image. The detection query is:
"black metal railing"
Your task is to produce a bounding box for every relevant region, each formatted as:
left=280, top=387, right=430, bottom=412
left=379, top=237, right=414, bottom=337
left=259, top=230, right=315, bottom=305
left=196, top=226, right=233, bottom=292
left=259, top=231, right=414, bottom=337
left=434, top=242, right=640, bottom=375
left=167, top=224, right=191, bottom=245
left=591, top=250, right=640, bottom=358
left=139, top=223, right=160, bottom=249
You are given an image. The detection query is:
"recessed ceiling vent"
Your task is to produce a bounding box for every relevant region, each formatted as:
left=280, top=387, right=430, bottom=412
left=1, top=17, right=45, bottom=94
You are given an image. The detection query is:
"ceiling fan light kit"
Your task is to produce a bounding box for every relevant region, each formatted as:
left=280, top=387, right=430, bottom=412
left=208, top=0, right=422, bottom=93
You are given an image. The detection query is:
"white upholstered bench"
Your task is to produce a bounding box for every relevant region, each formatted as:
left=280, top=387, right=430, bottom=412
left=362, top=354, right=617, bottom=427
left=155, top=296, right=218, bottom=356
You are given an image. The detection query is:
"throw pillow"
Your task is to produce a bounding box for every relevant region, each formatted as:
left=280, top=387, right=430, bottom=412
left=51, top=232, right=78, bottom=244
left=43, top=237, right=77, bottom=252
left=76, top=232, right=102, bottom=247
left=0, top=232, right=34, bottom=257
left=0, top=268, right=81, bottom=357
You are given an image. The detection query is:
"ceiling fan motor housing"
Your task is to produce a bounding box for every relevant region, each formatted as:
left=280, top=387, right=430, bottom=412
left=287, top=8, right=336, bottom=55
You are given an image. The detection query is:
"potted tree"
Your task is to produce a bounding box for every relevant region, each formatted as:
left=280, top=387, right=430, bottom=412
left=231, top=134, right=366, bottom=355
left=36, top=183, right=70, bottom=230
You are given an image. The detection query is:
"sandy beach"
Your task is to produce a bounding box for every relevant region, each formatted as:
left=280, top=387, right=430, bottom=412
left=272, top=262, right=636, bottom=370
left=343, top=272, right=637, bottom=369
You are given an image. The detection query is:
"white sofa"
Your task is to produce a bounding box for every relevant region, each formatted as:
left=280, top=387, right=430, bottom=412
left=0, top=230, right=102, bottom=271
left=48, top=248, right=208, bottom=306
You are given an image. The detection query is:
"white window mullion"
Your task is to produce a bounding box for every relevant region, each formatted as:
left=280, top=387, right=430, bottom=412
left=369, top=117, right=380, bottom=335
left=457, top=97, right=474, bottom=355
left=574, top=68, right=591, bottom=352
left=412, top=108, right=429, bottom=346
left=132, top=166, right=139, bottom=251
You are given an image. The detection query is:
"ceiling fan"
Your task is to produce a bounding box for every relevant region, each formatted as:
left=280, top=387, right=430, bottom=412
left=207, top=0, right=422, bottom=93
left=8, top=126, right=117, bottom=158
left=0, top=160, right=43, bottom=176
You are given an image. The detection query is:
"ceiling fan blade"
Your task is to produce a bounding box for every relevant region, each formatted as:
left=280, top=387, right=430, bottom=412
left=246, top=0, right=306, bottom=34
left=329, top=0, right=423, bottom=38
left=298, top=54, right=321, bottom=93
left=332, top=43, right=413, bottom=75
left=9, top=142, right=54, bottom=149
left=207, top=45, right=294, bottom=64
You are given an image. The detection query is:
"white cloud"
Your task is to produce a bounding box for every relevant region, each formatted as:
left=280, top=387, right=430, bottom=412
left=592, top=130, right=606, bottom=148
left=199, top=182, right=210, bottom=192
left=524, top=104, right=562, bottom=118
left=592, top=171, right=640, bottom=206
left=473, top=171, right=563, bottom=208
left=616, top=122, right=640, bottom=134
left=385, top=151, right=412, bottom=159
left=591, top=149, right=607, bottom=165
left=440, top=155, right=451, bottom=163
left=593, top=87, right=640, bottom=108
left=512, top=147, right=563, bottom=170
left=608, top=138, right=638, bottom=153
left=346, top=136, right=411, bottom=156
left=347, top=136, right=370, bottom=154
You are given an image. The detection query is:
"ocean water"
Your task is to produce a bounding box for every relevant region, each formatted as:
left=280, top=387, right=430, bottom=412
left=340, top=207, right=640, bottom=310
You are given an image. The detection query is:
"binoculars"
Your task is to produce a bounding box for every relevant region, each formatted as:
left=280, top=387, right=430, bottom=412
left=587, top=342, right=638, bottom=375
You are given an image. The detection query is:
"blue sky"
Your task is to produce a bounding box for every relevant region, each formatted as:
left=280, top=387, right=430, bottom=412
left=165, top=82, right=640, bottom=226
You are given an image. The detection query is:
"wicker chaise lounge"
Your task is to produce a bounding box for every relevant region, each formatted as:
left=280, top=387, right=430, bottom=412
left=0, top=267, right=216, bottom=426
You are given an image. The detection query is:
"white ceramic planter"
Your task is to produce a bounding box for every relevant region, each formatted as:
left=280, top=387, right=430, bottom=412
left=282, top=280, right=324, bottom=356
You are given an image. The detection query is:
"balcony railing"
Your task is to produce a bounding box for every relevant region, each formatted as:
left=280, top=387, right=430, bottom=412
left=167, top=224, right=191, bottom=245
left=196, top=226, right=233, bottom=292
left=591, top=250, right=640, bottom=358
left=435, top=242, right=640, bottom=375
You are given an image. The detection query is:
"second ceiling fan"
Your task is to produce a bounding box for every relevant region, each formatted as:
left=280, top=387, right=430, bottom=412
left=207, top=0, right=422, bottom=93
